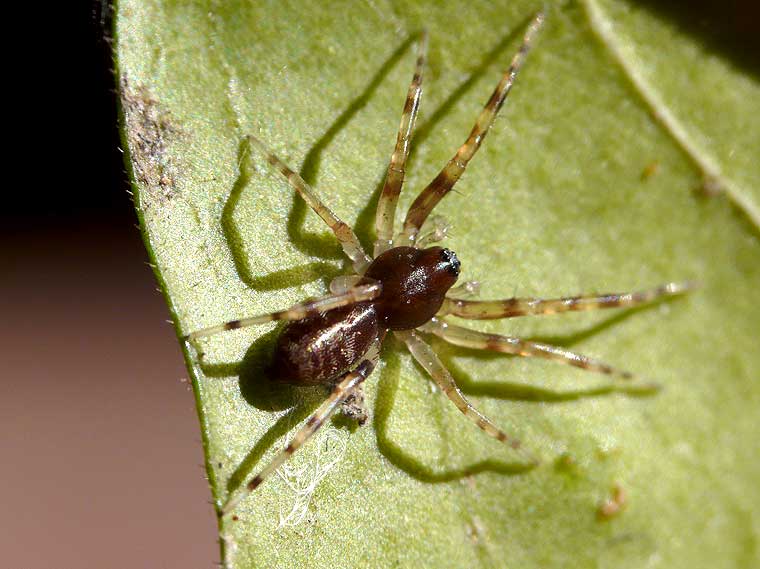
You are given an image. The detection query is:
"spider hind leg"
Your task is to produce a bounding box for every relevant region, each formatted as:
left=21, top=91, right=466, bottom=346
left=221, top=355, right=378, bottom=515
left=397, top=329, right=538, bottom=464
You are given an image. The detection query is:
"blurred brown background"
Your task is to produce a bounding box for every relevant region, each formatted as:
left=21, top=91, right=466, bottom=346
left=1, top=3, right=217, bottom=567
left=3, top=2, right=757, bottom=568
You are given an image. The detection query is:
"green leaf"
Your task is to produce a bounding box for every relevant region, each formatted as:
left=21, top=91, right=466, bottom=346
left=116, top=0, right=760, bottom=567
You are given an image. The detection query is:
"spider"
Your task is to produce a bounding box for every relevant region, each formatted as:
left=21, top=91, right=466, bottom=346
left=185, top=11, right=693, bottom=516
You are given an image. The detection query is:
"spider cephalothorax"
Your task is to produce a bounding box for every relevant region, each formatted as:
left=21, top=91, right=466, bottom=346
left=364, top=245, right=460, bottom=329
left=185, top=11, right=692, bottom=516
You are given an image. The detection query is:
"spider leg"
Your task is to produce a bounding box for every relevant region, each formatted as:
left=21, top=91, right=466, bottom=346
left=438, top=282, right=696, bottom=319
left=415, top=215, right=452, bottom=248
left=398, top=11, right=545, bottom=246
left=446, top=280, right=482, bottom=300
left=374, top=31, right=428, bottom=257
left=395, top=329, right=537, bottom=463
left=185, top=282, right=381, bottom=340
left=247, top=135, right=372, bottom=273
left=420, top=318, right=660, bottom=392
left=221, top=356, right=377, bottom=515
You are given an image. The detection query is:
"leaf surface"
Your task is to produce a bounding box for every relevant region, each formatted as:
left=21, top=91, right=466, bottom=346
left=116, top=0, right=760, bottom=567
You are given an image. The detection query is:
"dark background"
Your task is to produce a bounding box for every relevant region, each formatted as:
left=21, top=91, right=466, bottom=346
left=2, top=2, right=757, bottom=568
left=2, top=3, right=217, bottom=568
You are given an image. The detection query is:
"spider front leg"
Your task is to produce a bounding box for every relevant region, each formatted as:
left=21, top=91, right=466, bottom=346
left=420, top=319, right=660, bottom=393
left=185, top=282, right=381, bottom=340
left=415, top=215, right=452, bottom=248
left=398, top=11, right=545, bottom=246
left=374, top=31, right=428, bottom=257
left=446, top=280, right=482, bottom=300
left=221, top=355, right=378, bottom=515
left=247, top=135, right=372, bottom=273
left=438, top=282, right=696, bottom=319
left=396, top=329, right=538, bottom=464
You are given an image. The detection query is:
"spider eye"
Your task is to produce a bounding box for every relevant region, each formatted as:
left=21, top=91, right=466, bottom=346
left=440, top=248, right=461, bottom=276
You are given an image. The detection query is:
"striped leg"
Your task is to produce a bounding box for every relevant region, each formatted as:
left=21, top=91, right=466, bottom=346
left=398, top=11, right=545, bottom=245
left=247, top=135, right=372, bottom=273
left=438, top=282, right=696, bottom=320
left=395, top=329, right=537, bottom=463
left=420, top=319, right=660, bottom=392
left=374, top=31, right=428, bottom=257
left=185, top=282, right=381, bottom=340
left=221, top=357, right=377, bottom=515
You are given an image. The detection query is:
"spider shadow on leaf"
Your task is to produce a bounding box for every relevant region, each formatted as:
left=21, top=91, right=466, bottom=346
left=209, top=37, right=424, bottom=490
left=204, top=16, right=672, bottom=492
left=437, top=305, right=666, bottom=402
left=295, top=33, right=420, bottom=255
left=220, top=15, right=532, bottom=292
left=221, top=139, right=343, bottom=292
left=198, top=327, right=304, bottom=412
left=200, top=302, right=666, bottom=492
left=221, top=35, right=418, bottom=293
left=374, top=303, right=672, bottom=484
left=352, top=16, right=534, bottom=250
left=405, top=12, right=536, bottom=167
left=198, top=328, right=332, bottom=493
left=374, top=345, right=534, bottom=483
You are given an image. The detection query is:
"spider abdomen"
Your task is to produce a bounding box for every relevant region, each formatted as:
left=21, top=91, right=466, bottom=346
left=270, top=301, right=379, bottom=385
left=364, top=245, right=460, bottom=330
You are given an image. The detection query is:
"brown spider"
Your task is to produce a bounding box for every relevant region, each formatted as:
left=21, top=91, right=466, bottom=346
left=185, top=12, right=693, bottom=516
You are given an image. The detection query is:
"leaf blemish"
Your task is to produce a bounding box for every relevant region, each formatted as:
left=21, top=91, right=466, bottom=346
left=597, top=483, right=627, bottom=521
left=466, top=516, right=487, bottom=545
left=119, top=75, right=179, bottom=208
